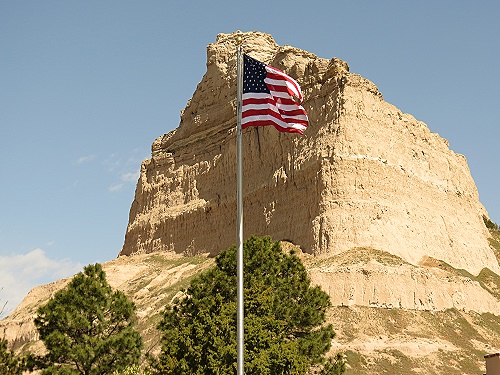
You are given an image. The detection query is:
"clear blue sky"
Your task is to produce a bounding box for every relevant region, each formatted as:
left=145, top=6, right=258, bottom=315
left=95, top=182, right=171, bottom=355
left=1, top=1, right=499, bottom=316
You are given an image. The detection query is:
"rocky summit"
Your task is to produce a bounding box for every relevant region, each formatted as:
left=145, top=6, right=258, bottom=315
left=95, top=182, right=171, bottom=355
left=2, top=31, right=500, bottom=374
left=121, top=31, right=497, bottom=277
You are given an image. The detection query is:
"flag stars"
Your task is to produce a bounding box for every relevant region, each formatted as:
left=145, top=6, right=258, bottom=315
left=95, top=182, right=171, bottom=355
left=243, top=55, right=270, bottom=94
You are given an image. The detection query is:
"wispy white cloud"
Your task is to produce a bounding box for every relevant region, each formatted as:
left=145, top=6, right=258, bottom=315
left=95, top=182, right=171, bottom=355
left=121, top=171, right=140, bottom=182
left=104, top=149, right=148, bottom=170
left=126, top=148, right=147, bottom=166
left=103, top=153, right=121, bottom=172
left=105, top=148, right=146, bottom=193
left=75, top=154, right=96, bottom=165
left=108, top=183, right=124, bottom=192
left=108, top=170, right=139, bottom=193
left=0, top=249, right=83, bottom=318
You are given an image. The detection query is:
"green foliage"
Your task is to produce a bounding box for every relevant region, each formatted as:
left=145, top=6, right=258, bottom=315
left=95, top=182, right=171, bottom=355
left=113, top=365, right=152, bottom=375
left=0, top=338, right=25, bottom=375
left=151, top=235, right=341, bottom=375
left=487, top=221, right=500, bottom=265
left=34, top=263, right=143, bottom=375
left=320, top=353, right=346, bottom=375
left=483, top=215, right=499, bottom=231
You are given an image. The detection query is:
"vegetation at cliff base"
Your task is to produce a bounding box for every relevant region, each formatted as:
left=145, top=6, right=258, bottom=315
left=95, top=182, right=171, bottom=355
left=34, top=263, right=143, bottom=375
left=113, top=365, right=152, bottom=375
left=151, top=235, right=344, bottom=375
left=0, top=338, right=26, bottom=375
left=0, top=292, right=26, bottom=374
left=483, top=215, right=499, bottom=231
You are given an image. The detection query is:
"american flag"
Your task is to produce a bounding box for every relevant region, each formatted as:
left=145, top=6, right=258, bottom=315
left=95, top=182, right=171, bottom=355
left=242, top=54, right=308, bottom=134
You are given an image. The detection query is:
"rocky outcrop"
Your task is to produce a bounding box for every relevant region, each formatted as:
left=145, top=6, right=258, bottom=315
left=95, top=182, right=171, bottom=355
left=120, top=31, right=498, bottom=277
left=307, top=249, right=500, bottom=314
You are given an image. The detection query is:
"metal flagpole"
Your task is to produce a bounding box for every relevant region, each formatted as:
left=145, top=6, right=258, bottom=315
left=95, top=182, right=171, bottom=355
left=235, top=36, right=245, bottom=375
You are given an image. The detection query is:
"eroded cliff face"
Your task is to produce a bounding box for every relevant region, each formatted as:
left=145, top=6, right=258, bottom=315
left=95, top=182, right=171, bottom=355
left=120, top=31, right=498, bottom=277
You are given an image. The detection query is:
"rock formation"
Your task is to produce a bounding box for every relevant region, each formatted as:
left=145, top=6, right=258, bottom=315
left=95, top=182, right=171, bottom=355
left=2, top=31, right=499, bottom=375
left=120, top=31, right=498, bottom=277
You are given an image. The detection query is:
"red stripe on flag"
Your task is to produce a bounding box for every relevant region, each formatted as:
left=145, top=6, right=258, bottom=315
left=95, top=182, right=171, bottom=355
left=242, top=97, right=299, bottom=107
left=265, top=70, right=303, bottom=101
left=242, top=108, right=308, bottom=126
left=242, top=119, right=306, bottom=134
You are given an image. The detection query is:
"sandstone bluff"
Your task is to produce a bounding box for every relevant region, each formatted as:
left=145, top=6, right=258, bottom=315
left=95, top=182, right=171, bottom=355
left=121, top=31, right=498, bottom=277
left=2, top=31, right=500, bottom=374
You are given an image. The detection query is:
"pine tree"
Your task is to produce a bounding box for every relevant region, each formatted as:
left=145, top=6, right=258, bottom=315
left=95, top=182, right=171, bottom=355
left=0, top=338, right=25, bottom=375
left=151, top=236, right=342, bottom=375
left=34, top=263, right=143, bottom=375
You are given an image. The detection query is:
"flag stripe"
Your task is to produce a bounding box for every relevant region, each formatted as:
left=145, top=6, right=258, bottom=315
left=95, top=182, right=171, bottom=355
left=243, top=101, right=308, bottom=118
left=242, top=95, right=307, bottom=116
left=243, top=105, right=308, bottom=118
left=242, top=95, right=298, bottom=107
left=242, top=108, right=308, bottom=124
left=242, top=116, right=307, bottom=133
left=265, top=77, right=302, bottom=100
left=243, top=100, right=303, bottom=112
left=266, top=67, right=303, bottom=99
